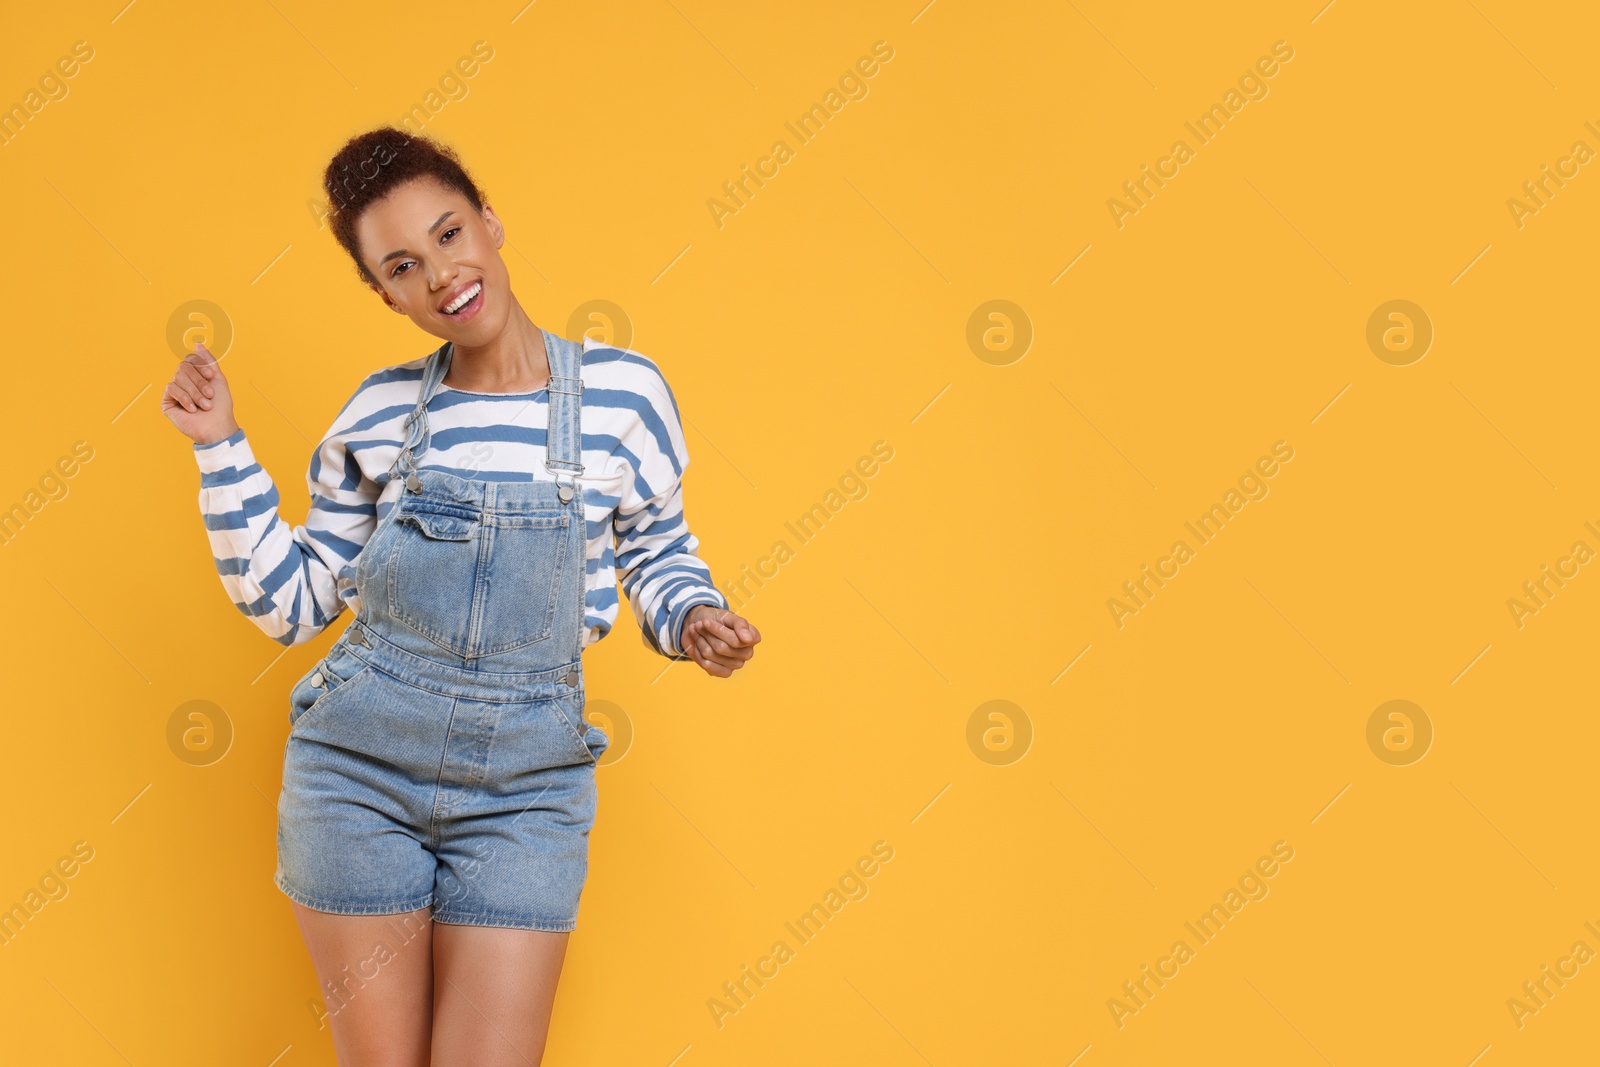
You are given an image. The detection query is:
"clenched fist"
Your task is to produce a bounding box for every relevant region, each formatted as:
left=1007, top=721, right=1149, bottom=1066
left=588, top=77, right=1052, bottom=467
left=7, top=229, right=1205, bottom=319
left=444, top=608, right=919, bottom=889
left=681, top=605, right=761, bottom=678
left=162, top=342, right=240, bottom=445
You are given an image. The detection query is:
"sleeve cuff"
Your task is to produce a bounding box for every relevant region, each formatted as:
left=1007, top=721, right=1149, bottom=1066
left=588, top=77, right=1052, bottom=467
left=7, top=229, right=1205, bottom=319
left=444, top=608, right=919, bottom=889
left=192, top=427, right=251, bottom=474
left=664, top=590, right=731, bottom=659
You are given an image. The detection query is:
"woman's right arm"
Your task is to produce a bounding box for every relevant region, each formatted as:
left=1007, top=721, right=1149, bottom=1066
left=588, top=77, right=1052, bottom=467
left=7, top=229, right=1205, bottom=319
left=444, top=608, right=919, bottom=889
left=166, top=344, right=380, bottom=647
left=193, top=426, right=378, bottom=646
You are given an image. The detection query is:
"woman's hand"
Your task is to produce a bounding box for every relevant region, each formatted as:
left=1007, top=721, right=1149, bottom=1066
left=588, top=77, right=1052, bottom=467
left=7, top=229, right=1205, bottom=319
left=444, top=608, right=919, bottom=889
left=681, top=605, right=760, bottom=678
left=161, top=342, right=240, bottom=445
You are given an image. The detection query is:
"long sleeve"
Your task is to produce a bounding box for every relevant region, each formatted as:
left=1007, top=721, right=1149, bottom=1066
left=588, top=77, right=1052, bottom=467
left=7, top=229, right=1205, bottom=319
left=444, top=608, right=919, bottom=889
left=193, top=424, right=380, bottom=647
left=611, top=367, right=727, bottom=661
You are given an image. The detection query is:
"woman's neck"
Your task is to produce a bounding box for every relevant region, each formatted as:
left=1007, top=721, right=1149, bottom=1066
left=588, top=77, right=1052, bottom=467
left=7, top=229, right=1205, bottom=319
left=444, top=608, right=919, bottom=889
left=443, top=304, right=550, bottom=392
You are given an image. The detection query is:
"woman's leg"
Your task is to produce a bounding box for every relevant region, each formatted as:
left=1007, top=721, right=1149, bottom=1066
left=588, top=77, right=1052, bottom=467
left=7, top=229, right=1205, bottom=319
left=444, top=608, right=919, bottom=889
left=430, top=924, right=571, bottom=1066
left=291, top=903, right=435, bottom=1066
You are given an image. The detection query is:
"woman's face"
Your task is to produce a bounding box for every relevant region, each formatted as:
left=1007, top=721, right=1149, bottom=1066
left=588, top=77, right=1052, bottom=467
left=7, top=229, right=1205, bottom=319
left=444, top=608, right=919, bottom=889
left=356, top=176, right=512, bottom=344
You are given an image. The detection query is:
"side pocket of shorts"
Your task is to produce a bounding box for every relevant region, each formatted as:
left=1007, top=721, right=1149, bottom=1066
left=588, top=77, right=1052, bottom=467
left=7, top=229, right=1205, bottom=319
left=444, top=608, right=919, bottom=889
left=287, top=645, right=374, bottom=734
left=546, top=689, right=597, bottom=765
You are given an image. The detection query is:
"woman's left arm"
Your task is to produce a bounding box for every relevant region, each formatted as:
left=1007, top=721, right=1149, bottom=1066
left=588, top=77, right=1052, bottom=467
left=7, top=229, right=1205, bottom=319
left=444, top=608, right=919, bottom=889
left=612, top=362, right=758, bottom=676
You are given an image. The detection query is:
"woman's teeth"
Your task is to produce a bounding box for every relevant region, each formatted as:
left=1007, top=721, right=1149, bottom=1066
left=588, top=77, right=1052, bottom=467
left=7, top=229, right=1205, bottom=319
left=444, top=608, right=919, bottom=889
left=444, top=282, right=481, bottom=314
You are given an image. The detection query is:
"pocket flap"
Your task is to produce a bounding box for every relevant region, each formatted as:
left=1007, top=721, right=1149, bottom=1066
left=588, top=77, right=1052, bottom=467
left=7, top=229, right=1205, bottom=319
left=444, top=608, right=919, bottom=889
left=399, top=508, right=477, bottom=540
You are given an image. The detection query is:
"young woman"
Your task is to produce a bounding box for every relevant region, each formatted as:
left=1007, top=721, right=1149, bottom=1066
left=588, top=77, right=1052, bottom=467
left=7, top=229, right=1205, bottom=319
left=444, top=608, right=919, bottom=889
left=161, top=127, right=760, bottom=1065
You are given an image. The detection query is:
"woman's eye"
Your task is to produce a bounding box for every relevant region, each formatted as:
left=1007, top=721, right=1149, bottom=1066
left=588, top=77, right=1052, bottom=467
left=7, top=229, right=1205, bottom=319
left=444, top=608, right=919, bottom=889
left=390, top=228, right=458, bottom=277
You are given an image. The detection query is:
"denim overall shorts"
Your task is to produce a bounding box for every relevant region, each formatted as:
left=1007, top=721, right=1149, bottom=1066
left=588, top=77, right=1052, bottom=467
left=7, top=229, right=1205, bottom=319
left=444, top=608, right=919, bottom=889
left=275, top=326, right=609, bottom=932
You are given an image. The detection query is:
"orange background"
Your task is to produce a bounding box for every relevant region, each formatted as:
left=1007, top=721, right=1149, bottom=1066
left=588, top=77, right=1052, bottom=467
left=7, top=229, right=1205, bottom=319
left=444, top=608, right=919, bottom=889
left=2, top=1, right=1598, bottom=1063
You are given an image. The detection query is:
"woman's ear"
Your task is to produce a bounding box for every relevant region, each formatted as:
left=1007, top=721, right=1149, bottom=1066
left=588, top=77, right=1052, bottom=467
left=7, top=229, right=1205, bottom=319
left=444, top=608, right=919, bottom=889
left=481, top=203, right=506, bottom=249
left=369, top=282, right=404, bottom=314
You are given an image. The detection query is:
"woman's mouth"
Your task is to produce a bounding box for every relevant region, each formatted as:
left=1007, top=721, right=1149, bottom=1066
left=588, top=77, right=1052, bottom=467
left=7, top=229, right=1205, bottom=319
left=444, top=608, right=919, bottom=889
left=440, top=281, right=484, bottom=321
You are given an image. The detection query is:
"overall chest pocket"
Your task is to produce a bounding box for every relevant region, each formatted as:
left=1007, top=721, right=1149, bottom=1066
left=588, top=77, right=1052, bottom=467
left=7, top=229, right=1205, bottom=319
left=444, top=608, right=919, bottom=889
left=387, top=501, right=571, bottom=658
left=473, top=509, right=571, bottom=656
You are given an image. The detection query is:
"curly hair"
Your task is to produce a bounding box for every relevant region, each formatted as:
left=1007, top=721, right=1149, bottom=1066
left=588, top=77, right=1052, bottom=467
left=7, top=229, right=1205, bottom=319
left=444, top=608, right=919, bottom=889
left=322, top=126, right=487, bottom=286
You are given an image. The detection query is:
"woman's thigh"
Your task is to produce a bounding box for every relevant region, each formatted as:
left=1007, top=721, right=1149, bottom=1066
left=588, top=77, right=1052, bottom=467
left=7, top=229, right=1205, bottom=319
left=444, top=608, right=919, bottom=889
left=430, top=923, right=571, bottom=1066
left=292, top=903, right=434, bottom=1066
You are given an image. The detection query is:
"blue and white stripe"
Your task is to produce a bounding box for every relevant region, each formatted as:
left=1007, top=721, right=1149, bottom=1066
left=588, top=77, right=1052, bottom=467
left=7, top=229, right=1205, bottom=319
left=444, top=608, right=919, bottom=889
left=193, top=337, right=728, bottom=659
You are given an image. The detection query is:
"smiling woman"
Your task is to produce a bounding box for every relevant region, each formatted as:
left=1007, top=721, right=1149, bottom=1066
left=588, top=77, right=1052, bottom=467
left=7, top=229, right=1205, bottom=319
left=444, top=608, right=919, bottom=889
left=160, top=125, right=761, bottom=1066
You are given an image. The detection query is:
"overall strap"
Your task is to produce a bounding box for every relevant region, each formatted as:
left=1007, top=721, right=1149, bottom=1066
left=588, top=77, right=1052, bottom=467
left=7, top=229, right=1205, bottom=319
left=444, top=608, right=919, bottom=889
left=542, top=327, right=585, bottom=502
left=389, top=342, right=454, bottom=492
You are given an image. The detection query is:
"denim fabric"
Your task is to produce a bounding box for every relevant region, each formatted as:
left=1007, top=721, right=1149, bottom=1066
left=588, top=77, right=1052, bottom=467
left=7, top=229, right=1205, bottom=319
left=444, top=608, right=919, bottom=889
left=275, top=327, right=609, bottom=931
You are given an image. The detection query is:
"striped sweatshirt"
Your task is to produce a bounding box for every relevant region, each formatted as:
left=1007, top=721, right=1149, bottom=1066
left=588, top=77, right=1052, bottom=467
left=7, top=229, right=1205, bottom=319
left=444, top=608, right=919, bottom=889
left=192, top=337, right=728, bottom=660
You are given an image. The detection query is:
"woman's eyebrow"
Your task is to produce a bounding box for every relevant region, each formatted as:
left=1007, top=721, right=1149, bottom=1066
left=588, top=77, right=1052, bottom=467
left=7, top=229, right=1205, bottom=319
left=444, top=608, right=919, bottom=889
left=379, top=211, right=456, bottom=266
